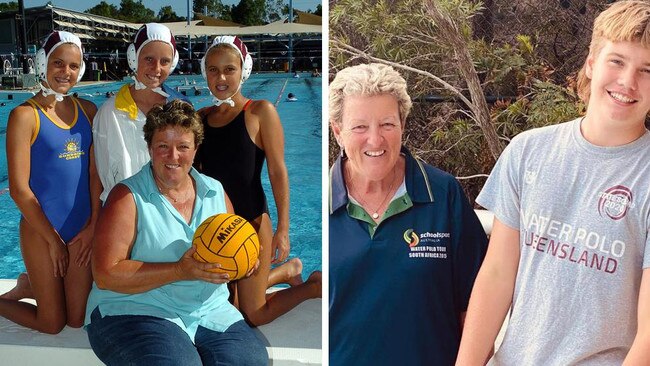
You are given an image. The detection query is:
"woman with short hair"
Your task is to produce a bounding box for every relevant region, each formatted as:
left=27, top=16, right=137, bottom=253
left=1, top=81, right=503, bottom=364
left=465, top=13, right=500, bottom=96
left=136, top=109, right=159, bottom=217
left=85, top=100, right=267, bottom=365
left=329, top=63, right=488, bottom=365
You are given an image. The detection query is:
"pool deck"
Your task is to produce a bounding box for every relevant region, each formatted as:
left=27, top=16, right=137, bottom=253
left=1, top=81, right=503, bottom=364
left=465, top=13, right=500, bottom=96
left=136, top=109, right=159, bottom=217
left=0, top=280, right=322, bottom=365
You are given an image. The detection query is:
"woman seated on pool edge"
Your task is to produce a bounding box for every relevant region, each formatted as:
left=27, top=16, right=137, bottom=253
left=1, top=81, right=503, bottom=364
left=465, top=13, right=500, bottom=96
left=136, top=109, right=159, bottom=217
left=84, top=100, right=267, bottom=365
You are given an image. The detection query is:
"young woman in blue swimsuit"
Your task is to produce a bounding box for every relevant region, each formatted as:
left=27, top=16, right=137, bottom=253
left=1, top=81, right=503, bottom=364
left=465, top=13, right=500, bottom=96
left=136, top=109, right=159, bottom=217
left=1, top=31, right=101, bottom=333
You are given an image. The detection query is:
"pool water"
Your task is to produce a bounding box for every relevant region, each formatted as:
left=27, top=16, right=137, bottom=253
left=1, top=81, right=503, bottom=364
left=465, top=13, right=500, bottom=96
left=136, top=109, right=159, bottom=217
left=0, top=74, right=322, bottom=279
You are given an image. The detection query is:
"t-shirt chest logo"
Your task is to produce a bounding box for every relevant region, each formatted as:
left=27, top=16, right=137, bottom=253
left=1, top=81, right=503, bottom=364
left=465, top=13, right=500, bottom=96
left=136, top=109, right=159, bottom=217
left=597, top=185, right=634, bottom=221
left=524, top=169, right=537, bottom=184
left=403, top=229, right=449, bottom=259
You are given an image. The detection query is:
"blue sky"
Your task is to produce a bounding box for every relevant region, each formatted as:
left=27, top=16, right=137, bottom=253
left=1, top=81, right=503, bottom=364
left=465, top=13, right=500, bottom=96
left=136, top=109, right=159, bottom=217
left=22, top=0, right=321, bottom=18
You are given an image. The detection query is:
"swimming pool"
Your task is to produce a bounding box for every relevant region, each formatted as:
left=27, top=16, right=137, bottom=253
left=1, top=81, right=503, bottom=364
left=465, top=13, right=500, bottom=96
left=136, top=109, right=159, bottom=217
left=0, top=73, right=322, bottom=280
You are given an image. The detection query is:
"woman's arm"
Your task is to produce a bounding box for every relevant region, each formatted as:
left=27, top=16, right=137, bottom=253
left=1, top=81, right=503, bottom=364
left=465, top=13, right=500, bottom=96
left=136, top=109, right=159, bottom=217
left=254, top=100, right=290, bottom=263
left=225, top=191, right=235, bottom=214
left=92, top=184, right=230, bottom=294
left=7, top=104, right=69, bottom=277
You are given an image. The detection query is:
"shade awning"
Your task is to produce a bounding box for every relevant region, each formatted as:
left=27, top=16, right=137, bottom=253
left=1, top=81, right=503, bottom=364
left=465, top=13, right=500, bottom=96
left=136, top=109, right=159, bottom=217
left=163, top=22, right=321, bottom=38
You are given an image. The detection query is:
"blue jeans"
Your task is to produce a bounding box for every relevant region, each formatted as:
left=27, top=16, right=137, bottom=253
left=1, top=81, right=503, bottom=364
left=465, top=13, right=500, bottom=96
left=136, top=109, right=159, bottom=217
left=87, top=307, right=268, bottom=366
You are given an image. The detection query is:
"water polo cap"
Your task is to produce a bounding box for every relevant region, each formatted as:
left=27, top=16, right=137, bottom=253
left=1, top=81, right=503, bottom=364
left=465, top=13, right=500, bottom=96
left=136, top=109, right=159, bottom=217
left=127, top=23, right=178, bottom=96
left=201, top=35, right=253, bottom=107
left=35, top=31, right=85, bottom=101
left=127, top=23, right=179, bottom=73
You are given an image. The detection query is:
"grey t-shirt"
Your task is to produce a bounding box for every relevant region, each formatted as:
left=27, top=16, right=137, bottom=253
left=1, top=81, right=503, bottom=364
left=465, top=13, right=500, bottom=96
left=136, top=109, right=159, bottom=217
left=478, top=118, right=650, bottom=365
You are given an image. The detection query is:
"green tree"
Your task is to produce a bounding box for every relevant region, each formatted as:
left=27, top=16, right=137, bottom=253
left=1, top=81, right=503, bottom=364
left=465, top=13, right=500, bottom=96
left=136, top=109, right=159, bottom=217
left=117, top=0, right=155, bottom=23
left=0, top=1, right=18, bottom=12
left=331, top=0, right=503, bottom=159
left=193, top=0, right=231, bottom=20
left=157, top=6, right=184, bottom=22
left=330, top=0, right=582, bottom=200
left=85, top=1, right=119, bottom=18
left=266, top=0, right=287, bottom=22
left=310, top=4, right=322, bottom=16
left=231, top=0, right=266, bottom=25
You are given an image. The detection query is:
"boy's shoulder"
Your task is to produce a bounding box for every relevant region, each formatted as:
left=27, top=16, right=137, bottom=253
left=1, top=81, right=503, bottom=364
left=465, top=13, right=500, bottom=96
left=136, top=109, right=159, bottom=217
left=507, top=118, right=578, bottom=152
left=514, top=119, right=576, bottom=141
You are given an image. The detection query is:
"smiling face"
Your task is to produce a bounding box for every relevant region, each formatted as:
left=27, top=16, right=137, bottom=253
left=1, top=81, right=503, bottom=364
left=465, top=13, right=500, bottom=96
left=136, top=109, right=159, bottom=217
left=585, top=40, right=650, bottom=128
left=332, top=93, right=403, bottom=183
left=46, top=43, right=82, bottom=93
left=136, top=41, right=174, bottom=89
left=204, top=46, right=243, bottom=99
left=148, top=125, right=197, bottom=189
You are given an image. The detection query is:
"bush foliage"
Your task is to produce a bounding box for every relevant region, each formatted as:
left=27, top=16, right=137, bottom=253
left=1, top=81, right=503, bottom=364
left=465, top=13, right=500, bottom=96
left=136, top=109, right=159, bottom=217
left=329, top=0, right=587, bottom=202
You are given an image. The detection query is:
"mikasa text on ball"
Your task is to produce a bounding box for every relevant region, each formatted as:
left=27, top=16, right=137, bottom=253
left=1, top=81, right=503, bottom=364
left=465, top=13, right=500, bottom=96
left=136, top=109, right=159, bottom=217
left=193, top=213, right=260, bottom=280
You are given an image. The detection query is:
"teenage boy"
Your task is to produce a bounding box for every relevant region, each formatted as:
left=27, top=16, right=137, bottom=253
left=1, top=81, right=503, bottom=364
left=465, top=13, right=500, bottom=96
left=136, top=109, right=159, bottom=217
left=456, top=1, right=650, bottom=364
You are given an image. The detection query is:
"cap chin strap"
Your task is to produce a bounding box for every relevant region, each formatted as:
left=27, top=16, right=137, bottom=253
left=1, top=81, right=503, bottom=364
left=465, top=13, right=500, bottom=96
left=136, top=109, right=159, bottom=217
left=39, top=82, right=67, bottom=102
left=131, top=75, right=170, bottom=98
left=211, top=80, right=242, bottom=107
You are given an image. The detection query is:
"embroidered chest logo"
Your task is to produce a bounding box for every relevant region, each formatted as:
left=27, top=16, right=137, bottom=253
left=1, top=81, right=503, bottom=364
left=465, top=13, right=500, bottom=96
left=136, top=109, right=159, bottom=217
left=597, top=185, right=634, bottom=221
left=58, top=138, right=85, bottom=160
left=403, top=229, right=449, bottom=259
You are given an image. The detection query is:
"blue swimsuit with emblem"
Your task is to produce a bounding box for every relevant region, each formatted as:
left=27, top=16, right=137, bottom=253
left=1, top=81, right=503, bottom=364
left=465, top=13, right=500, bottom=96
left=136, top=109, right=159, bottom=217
left=26, top=98, right=92, bottom=242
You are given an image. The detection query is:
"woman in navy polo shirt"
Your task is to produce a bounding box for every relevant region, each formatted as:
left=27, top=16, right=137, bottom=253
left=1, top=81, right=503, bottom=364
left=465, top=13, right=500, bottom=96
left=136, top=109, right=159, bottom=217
left=329, top=63, right=488, bottom=365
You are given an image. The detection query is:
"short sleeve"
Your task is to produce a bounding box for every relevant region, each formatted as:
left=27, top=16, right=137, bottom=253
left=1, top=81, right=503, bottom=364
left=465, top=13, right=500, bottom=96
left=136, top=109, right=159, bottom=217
left=644, top=214, right=650, bottom=269
left=476, top=135, right=524, bottom=230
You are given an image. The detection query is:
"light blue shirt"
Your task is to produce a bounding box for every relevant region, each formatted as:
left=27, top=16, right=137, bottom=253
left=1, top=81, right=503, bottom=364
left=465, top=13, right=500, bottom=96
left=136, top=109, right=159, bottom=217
left=85, top=163, right=243, bottom=341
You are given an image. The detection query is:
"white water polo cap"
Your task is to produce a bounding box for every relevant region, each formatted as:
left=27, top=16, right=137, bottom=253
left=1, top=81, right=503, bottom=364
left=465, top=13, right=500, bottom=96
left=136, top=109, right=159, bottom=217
left=127, top=23, right=179, bottom=73
left=201, top=35, right=253, bottom=82
left=35, top=31, right=85, bottom=101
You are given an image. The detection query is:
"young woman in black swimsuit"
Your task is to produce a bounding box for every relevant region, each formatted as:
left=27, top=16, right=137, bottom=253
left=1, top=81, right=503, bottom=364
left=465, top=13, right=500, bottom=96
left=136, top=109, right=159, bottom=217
left=196, top=36, right=321, bottom=325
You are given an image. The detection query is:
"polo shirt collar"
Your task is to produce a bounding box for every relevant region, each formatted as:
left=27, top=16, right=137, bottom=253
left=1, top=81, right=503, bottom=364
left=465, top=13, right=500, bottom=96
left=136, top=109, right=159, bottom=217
left=403, top=147, right=435, bottom=203
left=329, top=153, right=347, bottom=214
left=329, top=146, right=434, bottom=214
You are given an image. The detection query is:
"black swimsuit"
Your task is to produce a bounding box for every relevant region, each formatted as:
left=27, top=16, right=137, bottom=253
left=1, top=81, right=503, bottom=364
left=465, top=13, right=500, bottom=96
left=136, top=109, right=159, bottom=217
left=197, top=101, right=268, bottom=221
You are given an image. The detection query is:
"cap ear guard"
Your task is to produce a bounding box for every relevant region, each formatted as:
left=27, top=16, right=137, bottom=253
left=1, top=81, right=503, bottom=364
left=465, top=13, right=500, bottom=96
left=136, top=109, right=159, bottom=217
left=241, top=53, right=252, bottom=82
left=77, top=60, right=86, bottom=83
left=127, top=43, right=137, bottom=72
left=35, top=48, right=47, bottom=80
left=171, top=50, right=179, bottom=71
left=200, top=53, right=208, bottom=79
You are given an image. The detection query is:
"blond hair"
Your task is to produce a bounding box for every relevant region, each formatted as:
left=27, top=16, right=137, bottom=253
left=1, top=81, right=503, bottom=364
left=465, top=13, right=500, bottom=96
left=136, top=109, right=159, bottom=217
left=576, top=0, right=650, bottom=103
left=329, top=63, right=412, bottom=125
